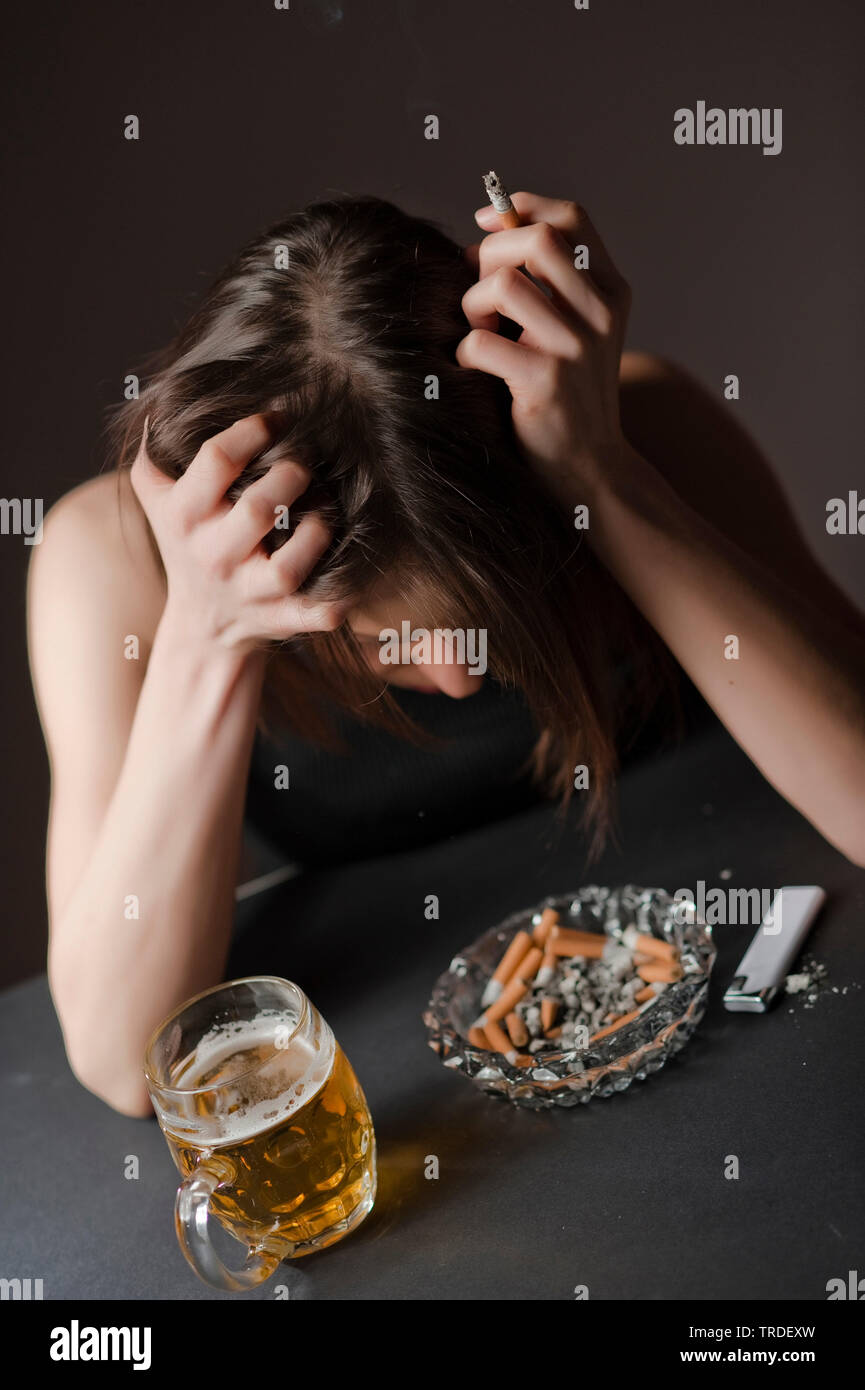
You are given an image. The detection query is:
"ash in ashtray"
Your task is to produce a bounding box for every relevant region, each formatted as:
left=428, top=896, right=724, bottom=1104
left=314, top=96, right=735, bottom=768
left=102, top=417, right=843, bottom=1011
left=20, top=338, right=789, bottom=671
left=468, top=907, right=683, bottom=1064
left=520, top=946, right=663, bottom=1052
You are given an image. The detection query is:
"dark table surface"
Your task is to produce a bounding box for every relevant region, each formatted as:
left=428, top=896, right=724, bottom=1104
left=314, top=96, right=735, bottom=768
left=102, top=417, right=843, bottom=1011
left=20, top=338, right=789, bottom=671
left=2, top=719, right=863, bottom=1301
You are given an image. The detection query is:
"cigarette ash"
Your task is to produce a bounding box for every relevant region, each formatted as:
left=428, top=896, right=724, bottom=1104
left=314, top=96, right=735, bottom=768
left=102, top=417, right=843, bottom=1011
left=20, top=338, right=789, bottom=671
left=423, top=886, right=721, bottom=1104
left=515, top=944, right=663, bottom=1052
left=784, top=956, right=859, bottom=1011
left=784, top=955, right=827, bottom=1007
left=482, top=170, right=512, bottom=212
left=469, top=904, right=686, bottom=1064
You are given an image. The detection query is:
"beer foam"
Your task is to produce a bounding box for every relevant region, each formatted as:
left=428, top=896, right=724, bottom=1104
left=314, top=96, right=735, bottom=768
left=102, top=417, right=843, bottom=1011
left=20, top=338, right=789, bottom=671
left=168, top=1010, right=335, bottom=1146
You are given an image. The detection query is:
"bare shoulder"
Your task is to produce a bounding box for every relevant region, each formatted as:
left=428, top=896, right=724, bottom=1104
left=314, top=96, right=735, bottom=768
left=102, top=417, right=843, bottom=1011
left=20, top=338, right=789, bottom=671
left=616, top=350, right=864, bottom=627
left=617, top=348, right=786, bottom=544
left=619, top=350, right=681, bottom=387
left=619, top=349, right=724, bottom=406
left=28, top=471, right=165, bottom=641
left=34, top=470, right=152, bottom=571
left=617, top=349, right=783, bottom=508
left=27, top=471, right=167, bottom=726
left=616, top=351, right=865, bottom=631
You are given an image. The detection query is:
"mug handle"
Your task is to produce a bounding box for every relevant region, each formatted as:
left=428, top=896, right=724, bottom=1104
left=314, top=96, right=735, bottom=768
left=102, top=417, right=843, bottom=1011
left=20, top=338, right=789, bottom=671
left=175, top=1157, right=290, bottom=1292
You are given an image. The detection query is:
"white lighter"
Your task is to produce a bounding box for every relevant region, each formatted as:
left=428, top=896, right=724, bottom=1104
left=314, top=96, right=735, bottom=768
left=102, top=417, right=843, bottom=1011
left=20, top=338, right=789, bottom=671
left=723, top=885, right=827, bottom=1013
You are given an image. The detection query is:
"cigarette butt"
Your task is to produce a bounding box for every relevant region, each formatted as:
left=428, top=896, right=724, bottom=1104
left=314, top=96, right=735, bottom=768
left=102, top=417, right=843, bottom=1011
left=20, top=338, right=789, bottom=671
left=634, top=985, right=656, bottom=1003
left=532, top=907, right=560, bottom=948
left=505, top=1011, right=529, bottom=1047
left=483, top=972, right=530, bottom=1024
left=536, top=948, right=558, bottom=987
left=482, top=945, right=544, bottom=1023
left=480, top=977, right=503, bottom=1008
left=491, top=929, right=533, bottom=985
left=544, top=1025, right=562, bottom=1039
left=513, top=1052, right=534, bottom=1068
left=637, top=934, right=678, bottom=962
left=624, top=925, right=678, bottom=961
left=549, top=927, right=605, bottom=958
left=467, top=1025, right=490, bottom=1049
left=515, top=946, right=544, bottom=984
left=589, top=1007, right=643, bottom=1043
left=483, top=1017, right=519, bottom=1062
left=633, top=952, right=655, bottom=965
left=541, top=998, right=559, bottom=1032
left=638, top=960, right=683, bottom=984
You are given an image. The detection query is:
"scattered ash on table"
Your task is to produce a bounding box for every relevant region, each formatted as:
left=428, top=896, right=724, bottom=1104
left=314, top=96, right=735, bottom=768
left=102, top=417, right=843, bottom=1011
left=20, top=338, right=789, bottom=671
left=784, top=956, right=860, bottom=1011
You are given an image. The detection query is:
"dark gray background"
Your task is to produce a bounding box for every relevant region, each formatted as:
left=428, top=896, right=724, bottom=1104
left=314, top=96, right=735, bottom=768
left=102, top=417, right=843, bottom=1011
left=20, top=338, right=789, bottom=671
left=2, top=0, right=863, bottom=988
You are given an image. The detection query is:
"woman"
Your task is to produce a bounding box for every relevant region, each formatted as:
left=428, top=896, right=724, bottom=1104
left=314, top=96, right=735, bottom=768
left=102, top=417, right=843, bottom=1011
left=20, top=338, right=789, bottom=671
left=27, top=191, right=865, bottom=1117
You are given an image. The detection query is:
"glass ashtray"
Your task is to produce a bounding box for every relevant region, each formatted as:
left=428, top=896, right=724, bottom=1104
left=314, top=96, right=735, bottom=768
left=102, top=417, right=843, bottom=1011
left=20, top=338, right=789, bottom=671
left=423, top=885, right=716, bottom=1109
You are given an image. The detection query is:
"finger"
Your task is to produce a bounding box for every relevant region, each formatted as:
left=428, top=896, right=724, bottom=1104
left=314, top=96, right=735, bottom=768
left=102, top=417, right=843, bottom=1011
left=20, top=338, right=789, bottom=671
left=172, top=415, right=274, bottom=525
left=456, top=327, right=546, bottom=397
left=292, top=596, right=349, bottom=633
left=257, top=592, right=348, bottom=638
left=219, top=459, right=312, bottom=567
left=462, top=265, right=577, bottom=357
left=251, top=511, right=333, bottom=598
left=476, top=222, right=613, bottom=336
left=475, top=193, right=625, bottom=298
left=463, top=241, right=481, bottom=273
left=129, top=416, right=174, bottom=508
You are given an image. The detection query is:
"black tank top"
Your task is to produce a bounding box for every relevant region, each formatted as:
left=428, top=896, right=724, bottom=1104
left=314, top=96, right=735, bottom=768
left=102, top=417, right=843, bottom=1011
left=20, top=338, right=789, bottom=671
left=243, top=668, right=715, bottom=866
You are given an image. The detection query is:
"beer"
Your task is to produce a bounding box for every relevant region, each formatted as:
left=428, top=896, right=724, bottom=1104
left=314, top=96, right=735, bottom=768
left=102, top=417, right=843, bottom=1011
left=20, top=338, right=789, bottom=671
left=145, top=978, right=377, bottom=1285
left=161, top=1012, right=376, bottom=1254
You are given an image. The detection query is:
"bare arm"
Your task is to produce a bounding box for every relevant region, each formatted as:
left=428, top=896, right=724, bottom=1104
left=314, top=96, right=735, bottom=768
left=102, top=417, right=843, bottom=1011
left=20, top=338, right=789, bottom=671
left=461, top=191, right=865, bottom=865
left=588, top=437, right=865, bottom=864
left=28, top=418, right=344, bottom=1116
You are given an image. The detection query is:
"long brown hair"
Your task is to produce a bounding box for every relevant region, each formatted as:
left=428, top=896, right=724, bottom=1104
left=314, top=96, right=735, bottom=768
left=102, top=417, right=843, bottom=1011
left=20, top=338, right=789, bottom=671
left=106, top=195, right=677, bottom=854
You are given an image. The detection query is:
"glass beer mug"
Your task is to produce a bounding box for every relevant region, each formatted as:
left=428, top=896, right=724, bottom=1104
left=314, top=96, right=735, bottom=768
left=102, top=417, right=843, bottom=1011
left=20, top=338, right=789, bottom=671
left=143, top=976, right=377, bottom=1290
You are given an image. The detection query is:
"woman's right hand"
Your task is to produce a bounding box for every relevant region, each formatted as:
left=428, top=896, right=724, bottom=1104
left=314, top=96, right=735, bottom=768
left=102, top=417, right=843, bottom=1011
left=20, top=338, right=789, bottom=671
left=130, top=414, right=346, bottom=652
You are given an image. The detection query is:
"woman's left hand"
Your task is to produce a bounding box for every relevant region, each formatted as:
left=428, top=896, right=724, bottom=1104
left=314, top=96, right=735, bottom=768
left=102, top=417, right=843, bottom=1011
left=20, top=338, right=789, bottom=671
left=457, top=191, right=632, bottom=511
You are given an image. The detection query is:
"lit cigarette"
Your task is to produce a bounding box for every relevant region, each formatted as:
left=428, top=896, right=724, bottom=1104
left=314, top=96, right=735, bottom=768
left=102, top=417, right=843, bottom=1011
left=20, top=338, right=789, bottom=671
left=532, top=907, right=560, bottom=948
left=623, top=926, right=678, bottom=962
left=548, top=927, right=605, bottom=958
left=505, top=1011, right=529, bottom=1048
left=481, top=928, right=533, bottom=1007
left=637, top=959, right=683, bottom=984
left=588, top=1007, right=643, bottom=1044
left=482, top=170, right=522, bottom=229
left=541, top=998, right=559, bottom=1033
